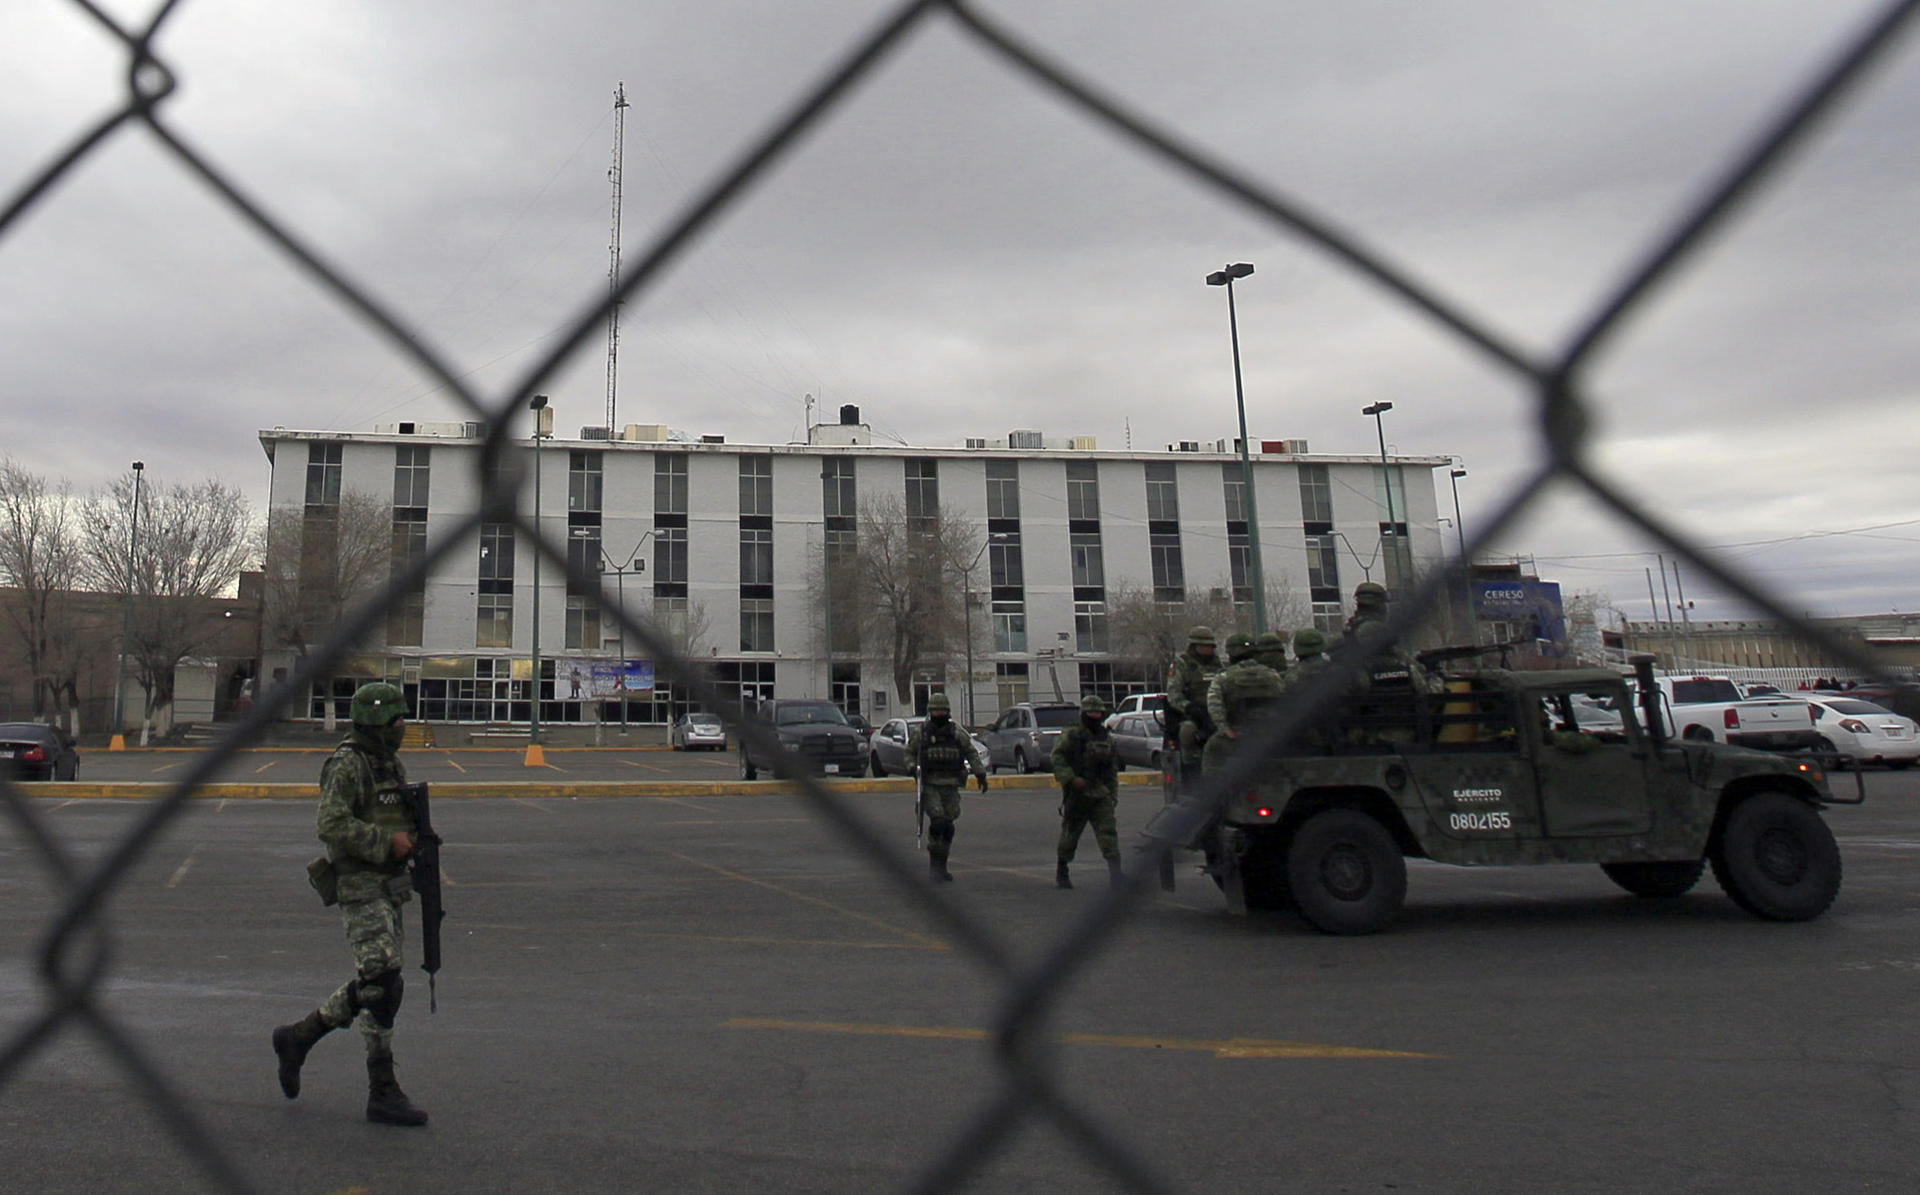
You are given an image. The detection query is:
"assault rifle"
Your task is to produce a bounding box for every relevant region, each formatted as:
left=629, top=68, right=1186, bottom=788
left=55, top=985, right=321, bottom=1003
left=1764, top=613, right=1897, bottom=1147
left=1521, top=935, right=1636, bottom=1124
left=1415, top=638, right=1528, bottom=673
left=914, top=766, right=926, bottom=850
left=398, top=782, right=446, bottom=1012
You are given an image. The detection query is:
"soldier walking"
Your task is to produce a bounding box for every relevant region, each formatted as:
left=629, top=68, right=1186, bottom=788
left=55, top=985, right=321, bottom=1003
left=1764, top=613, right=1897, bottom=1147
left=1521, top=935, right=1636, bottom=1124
left=1052, top=695, right=1123, bottom=889
left=271, top=682, right=430, bottom=1127
left=1164, top=625, right=1223, bottom=786
left=907, top=692, right=988, bottom=882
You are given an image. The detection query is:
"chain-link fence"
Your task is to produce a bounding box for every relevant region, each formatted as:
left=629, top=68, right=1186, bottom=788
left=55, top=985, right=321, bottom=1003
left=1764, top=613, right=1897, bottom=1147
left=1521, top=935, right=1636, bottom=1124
left=5, top=1, right=1917, bottom=1191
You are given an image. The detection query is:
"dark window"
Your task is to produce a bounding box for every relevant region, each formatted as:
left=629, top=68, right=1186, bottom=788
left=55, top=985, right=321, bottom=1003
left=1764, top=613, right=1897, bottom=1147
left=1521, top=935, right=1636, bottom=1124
left=1066, top=461, right=1099, bottom=521
left=654, top=455, right=687, bottom=516
left=1145, top=462, right=1179, bottom=523
left=739, top=455, right=772, bottom=517
left=985, top=460, right=1020, bottom=521
left=305, top=442, right=342, bottom=511
left=821, top=458, right=855, bottom=519
left=569, top=451, right=603, bottom=513
left=1299, top=464, right=1332, bottom=525
left=393, top=445, right=430, bottom=508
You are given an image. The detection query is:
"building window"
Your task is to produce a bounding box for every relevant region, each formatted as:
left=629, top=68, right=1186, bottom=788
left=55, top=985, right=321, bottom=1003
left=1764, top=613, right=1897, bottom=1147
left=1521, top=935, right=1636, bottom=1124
left=713, top=660, right=776, bottom=708
left=1149, top=531, right=1184, bottom=603
left=1299, top=464, right=1332, bottom=525
left=1227, top=531, right=1251, bottom=603
left=394, top=445, right=430, bottom=508
left=1312, top=601, right=1343, bottom=634
left=1305, top=533, right=1341, bottom=603
left=653, top=528, right=687, bottom=592
left=740, top=598, right=775, bottom=652
left=567, top=524, right=602, bottom=595
left=387, top=591, right=424, bottom=648
left=1070, top=531, right=1104, bottom=591
left=992, top=600, right=1027, bottom=653
left=739, top=455, right=772, bottom=517
left=905, top=459, right=938, bottom=528
left=822, top=457, right=855, bottom=519
left=477, top=592, right=513, bottom=649
left=477, top=521, right=514, bottom=649
left=569, top=451, right=603, bottom=513
left=831, top=664, right=861, bottom=717
left=989, top=535, right=1024, bottom=589
left=996, top=663, right=1029, bottom=710
left=1079, top=661, right=1155, bottom=708
left=740, top=527, right=774, bottom=586
left=654, top=455, right=687, bottom=516
left=1145, top=462, right=1179, bottom=523
left=566, top=594, right=600, bottom=650
left=1066, top=461, right=1100, bottom=522
left=985, top=460, right=1020, bottom=521
left=305, top=442, right=342, bottom=512
left=388, top=507, right=427, bottom=647
left=1075, top=601, right=1109, bottom=654
left=1222, top=464, right=1247, bottom=523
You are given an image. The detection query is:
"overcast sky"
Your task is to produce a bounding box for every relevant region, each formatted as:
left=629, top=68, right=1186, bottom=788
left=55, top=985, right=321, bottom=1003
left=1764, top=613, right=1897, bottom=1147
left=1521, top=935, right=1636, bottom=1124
left=5, top=1, right=1916, bottom=623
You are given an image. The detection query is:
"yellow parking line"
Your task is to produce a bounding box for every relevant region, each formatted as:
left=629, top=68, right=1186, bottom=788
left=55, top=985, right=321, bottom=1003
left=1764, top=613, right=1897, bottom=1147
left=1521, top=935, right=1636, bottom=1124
left=722, top=1019, right=1437, bottom=1059
left=446, top=759, right=467, bottom=773
left=254, top=760, right=278, bottom=774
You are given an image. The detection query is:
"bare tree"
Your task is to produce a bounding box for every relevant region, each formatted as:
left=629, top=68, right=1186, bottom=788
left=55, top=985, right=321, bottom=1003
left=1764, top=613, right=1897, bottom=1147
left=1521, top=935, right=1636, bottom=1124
left=1104, top=576, right=1308, bottom=681
left=0, top=459, right=89, bottom=722
left=839, top=494, right=981, bottom=708
left=81, top=475, right=257, bottom=727
left=259, top=490, right=392, bottom=725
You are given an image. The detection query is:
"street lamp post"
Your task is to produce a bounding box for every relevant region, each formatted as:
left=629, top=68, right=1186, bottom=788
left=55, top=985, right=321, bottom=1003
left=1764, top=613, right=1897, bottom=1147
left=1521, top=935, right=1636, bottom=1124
left=1206, top=262, right=1267, bottom=633
left=1448, top=464, right=1468, bottom=559
left=1362, top=401, right=1398, bottom=589
left=527, top=395, right=550, bottom=761
left=600, top=534, right=651, bottom=732
left=110, top=461, right=144, bottom=750
left=955, top=535, right=1001, bottom=728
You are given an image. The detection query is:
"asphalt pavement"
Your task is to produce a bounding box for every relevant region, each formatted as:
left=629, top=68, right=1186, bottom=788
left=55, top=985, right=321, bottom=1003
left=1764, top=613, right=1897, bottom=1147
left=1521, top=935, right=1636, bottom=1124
left=5, top=769, right=1920, bottom=1193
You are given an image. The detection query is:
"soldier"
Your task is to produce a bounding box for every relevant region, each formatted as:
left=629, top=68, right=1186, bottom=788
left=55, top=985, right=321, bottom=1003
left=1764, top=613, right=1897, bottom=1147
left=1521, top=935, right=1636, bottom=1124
left=271, top=682, right=430, bottom=1127
left=1164, top=625, right=1223, bottom=784
left=1052, top=695, right=1123, bottom=889
left=1252, top=630, right=1291, bottom=675
left=1288, top=627, right=1330, bottom=677
left=1340, top=583, right=1435, bottom=744
left=1202, top=633, right=1288, bottom=773
left=906, top=692, right=988, bottom=882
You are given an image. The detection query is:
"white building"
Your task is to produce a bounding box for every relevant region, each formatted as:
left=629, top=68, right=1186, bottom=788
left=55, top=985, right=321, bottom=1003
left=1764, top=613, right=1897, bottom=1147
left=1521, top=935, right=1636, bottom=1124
left=260, top=407, right=1449, bottom=727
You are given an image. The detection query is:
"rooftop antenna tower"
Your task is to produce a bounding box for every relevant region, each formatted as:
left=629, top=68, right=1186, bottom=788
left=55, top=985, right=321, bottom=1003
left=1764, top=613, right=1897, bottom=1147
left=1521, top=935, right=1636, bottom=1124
left=604, top=82, right=629, bottom=434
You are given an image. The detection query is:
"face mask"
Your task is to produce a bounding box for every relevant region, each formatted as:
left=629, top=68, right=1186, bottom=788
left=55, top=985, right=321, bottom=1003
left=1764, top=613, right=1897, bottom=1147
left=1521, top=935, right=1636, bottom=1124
left=375, top=722, right=405, bottom=752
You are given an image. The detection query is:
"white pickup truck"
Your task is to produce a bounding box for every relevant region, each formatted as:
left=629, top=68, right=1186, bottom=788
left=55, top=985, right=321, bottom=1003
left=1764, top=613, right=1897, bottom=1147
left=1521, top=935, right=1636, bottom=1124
left=1648, top=674, right=1821, bottom=751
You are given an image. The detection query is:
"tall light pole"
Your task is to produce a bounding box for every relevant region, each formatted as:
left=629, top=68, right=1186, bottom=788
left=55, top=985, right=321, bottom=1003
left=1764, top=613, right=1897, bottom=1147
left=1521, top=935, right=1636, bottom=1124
left=110, top=461, right=144, bottom=750
left=954, top=533, right=1003, bottom=728
left=1206, top=262, right=1267, bottom=633
left=1362, top=401, right=1397, bottom=589
left=600, top=534, right=650, bottom=732
left=527, top=394, right=550, bottom=760
left=1448, top=465, right=1468, bottom=559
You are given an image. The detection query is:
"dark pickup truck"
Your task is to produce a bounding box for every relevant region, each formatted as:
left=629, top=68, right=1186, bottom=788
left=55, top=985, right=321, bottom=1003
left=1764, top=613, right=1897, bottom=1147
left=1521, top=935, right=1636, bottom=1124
left=739, top=699, right=870, bottom=781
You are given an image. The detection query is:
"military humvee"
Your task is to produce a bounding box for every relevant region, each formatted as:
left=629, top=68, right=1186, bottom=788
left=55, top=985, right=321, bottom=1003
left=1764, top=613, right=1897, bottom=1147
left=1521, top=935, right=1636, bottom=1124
left=1146, top=656, right=1857, bottom=934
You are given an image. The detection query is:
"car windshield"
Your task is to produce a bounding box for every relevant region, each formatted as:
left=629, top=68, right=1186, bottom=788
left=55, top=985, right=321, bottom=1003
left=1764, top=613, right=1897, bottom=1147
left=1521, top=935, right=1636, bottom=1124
left=1032, top=707, right=1078, bottom=728
left=688, top=714, right=722, bottom=727
left=775, top=703, right=847, bottom=727
left=0, top=724, right=50, bottom=741
left=1825, top=699, right=1891, bottom=716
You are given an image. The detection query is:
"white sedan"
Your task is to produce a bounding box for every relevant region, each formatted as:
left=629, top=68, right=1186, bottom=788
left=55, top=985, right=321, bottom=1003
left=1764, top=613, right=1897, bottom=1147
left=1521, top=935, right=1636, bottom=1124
left=1807, top=696, right=1920, bottom=768
left=669, top=712, right=730, bottom=751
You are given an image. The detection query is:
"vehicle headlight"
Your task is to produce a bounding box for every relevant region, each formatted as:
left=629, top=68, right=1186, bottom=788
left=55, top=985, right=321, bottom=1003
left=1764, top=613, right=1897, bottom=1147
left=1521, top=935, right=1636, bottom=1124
left=782, top=741, right=803, bottom=752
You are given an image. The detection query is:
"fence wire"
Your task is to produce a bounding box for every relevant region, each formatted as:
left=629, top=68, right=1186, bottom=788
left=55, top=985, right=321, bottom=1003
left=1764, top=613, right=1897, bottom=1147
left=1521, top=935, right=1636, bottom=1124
left=5, top=1, right=1918, bottom=1191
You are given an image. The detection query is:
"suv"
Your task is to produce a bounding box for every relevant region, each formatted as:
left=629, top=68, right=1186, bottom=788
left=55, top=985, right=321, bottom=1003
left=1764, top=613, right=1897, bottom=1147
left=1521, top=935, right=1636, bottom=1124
left=979, top=703, right=1080, bottom=773
left=739, top=699, right=870, bottom=781
left=1144, top=657, right=1856, bottom=934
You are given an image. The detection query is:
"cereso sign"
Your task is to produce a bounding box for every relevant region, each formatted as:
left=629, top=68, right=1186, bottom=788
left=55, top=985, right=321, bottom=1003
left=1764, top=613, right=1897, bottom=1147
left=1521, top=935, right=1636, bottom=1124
left=1471, top=580, right=1566, bottom=649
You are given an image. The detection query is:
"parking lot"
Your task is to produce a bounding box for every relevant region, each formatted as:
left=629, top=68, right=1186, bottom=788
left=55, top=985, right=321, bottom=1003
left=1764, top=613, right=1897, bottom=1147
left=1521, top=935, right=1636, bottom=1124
left=5, top=768, right=1920, bottom=1193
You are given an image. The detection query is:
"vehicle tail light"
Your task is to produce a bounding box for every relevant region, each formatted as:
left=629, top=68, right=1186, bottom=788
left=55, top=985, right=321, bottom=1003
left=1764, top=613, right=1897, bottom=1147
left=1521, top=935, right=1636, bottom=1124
left=19, top=746, right=44, bottom=763
left=1723, top=709, right=1740, bottom=730
left=1840, top=718, right=1870, bottom=734
left=1254, top=806, right=1273, bottom=819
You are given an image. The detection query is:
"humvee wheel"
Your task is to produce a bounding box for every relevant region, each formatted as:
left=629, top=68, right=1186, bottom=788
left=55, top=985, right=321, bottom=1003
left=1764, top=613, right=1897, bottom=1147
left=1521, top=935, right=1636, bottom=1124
left=1601, top=859, right=1704, bottom=898
left=1286, top=809, right=1406, bottom=934
left=1710, top=792, right=1841, bottom=921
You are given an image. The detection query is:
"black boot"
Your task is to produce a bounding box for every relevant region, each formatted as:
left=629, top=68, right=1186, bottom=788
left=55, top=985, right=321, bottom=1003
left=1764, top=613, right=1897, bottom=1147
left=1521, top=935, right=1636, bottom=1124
left=1055, top=861, right=1072, bottom=889
left=928, top=848, right=953, bottom=882
left=271, top=1011, right=331, bottom=1100
left=1107, top=856, right=1125, bottom=890
left=366, top=1054, right=429, bottom=1127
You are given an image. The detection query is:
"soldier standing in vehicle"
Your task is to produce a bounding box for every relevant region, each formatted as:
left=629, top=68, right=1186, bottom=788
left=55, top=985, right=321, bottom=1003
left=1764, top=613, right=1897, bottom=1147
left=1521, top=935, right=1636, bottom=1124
left=1252, top=630, right=1291, bottom=676
left=271, top=682, right=430, bottom=1127
left=1341, top=582, right=1435, bottom=744
left=1052, top=695, right=1124, bottom=890
left=1201, top=632, right=1288, bottom=772
left=1164, top=625, right=1223, bottom=784
left=907, top=692, right=988, bottom=882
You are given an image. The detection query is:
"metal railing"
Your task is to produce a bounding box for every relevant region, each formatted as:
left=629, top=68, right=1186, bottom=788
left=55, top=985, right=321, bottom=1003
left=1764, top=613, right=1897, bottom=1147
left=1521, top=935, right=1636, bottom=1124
left=4, top=2, right=1916, bottom=1191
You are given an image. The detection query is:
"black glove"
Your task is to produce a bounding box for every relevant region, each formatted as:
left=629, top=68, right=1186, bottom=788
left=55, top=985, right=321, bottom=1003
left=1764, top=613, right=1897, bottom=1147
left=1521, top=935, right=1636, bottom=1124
left=974, top=774, right=989, bottom=793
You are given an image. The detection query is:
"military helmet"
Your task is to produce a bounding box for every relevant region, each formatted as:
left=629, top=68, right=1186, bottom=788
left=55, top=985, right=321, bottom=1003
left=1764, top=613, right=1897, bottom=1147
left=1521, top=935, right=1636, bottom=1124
left=1292, top=627, right=1328, bottom=657
left=1254, top=631, right=1286, bottom=651
left=350, top=682, right=408, bottom=728
left=1353, top=581, right=1389, bottom=606
left=1225, top=630, right=1258, bottom=661
left=1080, top=694, right=1108, bottom=715
left=927, top=692, right=952, bottom=714
left=1187, top=625, right=1217, bottom=646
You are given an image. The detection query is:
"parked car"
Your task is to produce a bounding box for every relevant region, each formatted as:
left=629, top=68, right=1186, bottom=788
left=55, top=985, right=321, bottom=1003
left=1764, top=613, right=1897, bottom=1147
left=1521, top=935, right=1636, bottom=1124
left=1103, top=692, right=1166, bottom=730
left=0, top=723, right=79, bottom=781
left=1108, top=711, right=1166, bottom=771
left=978, top=702, right=1080, bottom=773
left=669, top=712, right=729, bottom=751
left=1806, top=696, right=1920, bottom=768
left=868, top=716, right=924, bottom=777
left=844, top=712, right=872, bottom=738
left=739, top=699, right=870, bottom=780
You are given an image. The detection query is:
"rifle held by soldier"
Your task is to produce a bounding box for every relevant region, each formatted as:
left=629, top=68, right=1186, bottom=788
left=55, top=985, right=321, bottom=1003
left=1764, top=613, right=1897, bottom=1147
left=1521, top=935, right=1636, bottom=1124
left=399, top=782, right=446, bottom=1012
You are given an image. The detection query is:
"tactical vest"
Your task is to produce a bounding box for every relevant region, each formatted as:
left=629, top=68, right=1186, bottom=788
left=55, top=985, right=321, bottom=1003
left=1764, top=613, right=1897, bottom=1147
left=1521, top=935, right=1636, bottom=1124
left=1063, top=724, right=1117, bottom=779
left=918, top=721, right=969, bottom=785
left=1223, top=662, right=1286, bottom=726
left=326, top=743, right=414, bottom=873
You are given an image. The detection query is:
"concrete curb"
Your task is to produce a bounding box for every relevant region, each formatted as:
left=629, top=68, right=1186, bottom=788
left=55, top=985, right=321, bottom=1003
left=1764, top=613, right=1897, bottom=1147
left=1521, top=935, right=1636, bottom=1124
left=15, top=773, right=1165, bottom=800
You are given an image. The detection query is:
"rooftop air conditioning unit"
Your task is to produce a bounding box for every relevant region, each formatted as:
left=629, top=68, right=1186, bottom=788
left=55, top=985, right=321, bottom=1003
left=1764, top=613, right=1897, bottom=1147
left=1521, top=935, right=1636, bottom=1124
left=581, top=426, right=611, bottom=440
left=699, top=434, right=725, bottom=444
left=965, top=437, right=989, bottom=450
left=1176, top=440, right=1200, bottom=452
left=623, top=424, right=670, bottom=442
left=1068, top=436, right=1097, bottom=451
left=1008, top=429, right=1045, bottom=450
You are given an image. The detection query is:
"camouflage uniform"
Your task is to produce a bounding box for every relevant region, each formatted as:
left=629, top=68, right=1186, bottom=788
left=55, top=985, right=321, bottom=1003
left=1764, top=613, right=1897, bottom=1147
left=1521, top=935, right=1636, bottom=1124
left=1202, top=633, right=1287, bottom=772
left=1164, top=627, right=1223, bottom=780
left=271, top=682, right=429, bottom=1127
left=1279, top=627, right=1337, bottom=750
left=907, top=693, right=988, bottom=882
left=1252, top=631, right=1291, bottom=675
left=1342, top=583, right=1435, bottom=744
left=1052, top=696, right=1123, bottom=889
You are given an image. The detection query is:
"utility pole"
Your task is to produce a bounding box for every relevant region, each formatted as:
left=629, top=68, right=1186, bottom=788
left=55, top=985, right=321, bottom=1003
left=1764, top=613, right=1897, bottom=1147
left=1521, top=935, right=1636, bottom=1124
left=604, top=82, right=628, bottom=435
left=110, top=461, right=143, bottom=751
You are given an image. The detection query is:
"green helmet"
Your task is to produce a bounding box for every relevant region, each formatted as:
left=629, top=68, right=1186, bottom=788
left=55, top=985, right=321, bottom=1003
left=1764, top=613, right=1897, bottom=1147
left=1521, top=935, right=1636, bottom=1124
left=1354, top=581, right=1389, bottom=608
left=927, top=692, right=952, bottom=714
left=1225, top=631, right=1258, bottom=661
left=1080, top=694, right=1108, bottom=715
left=1255, top=631, right=1286, bottom=650
left=1187, top=625, right=1217, bottom=646
left=350, top=682, right=408, bottom=728
left=1292, top=627, right=1327, bottom=658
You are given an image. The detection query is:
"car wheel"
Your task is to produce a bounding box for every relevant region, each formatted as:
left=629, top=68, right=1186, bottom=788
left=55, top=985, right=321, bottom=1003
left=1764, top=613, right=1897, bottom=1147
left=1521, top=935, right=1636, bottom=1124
left=1285, top=808, right=1406, bottom=935
left=870, top=754, right=885, bottom=778
left=1816, top=736, right=1851, bottom=767
left=1682, top=726, right=1714, bottom=742
left=1600, top=859, right=1704, bottom=898
left=1014, top=748, right=1029, bottom=774
left=1709, top=791, right=1841, bottom=921
left=741, top=751, right=757, bottom=782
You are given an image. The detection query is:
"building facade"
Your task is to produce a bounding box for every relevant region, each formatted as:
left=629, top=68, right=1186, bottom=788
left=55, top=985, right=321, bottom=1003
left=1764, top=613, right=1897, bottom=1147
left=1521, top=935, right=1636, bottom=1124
left=260, top=411, right=1450, bottom=727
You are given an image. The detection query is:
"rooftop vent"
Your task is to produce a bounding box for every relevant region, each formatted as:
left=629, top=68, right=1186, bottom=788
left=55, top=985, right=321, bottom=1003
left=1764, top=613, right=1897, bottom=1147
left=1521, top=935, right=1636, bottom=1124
left=1008, top=429, right=1044, bottom=450
left=581, top=426, right=611, bottom=440
left=699, top=434, right=725, bottom=444
left=839, top=404, right=860, bottom=426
